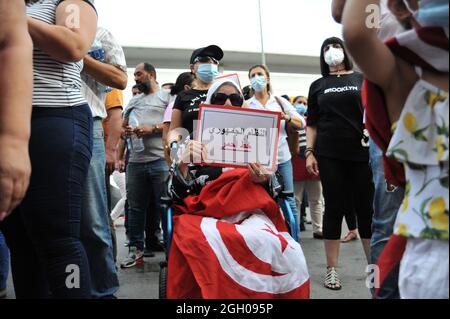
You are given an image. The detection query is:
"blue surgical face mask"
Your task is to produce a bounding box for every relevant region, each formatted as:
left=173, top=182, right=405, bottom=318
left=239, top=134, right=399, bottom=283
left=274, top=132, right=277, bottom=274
left=295, top=103, right=308, bottom=116
left=197, top=64, right=219, bottom=83
left=250, top=75, right=267, bottom=92
left=416, top=0, right=449, bottom=27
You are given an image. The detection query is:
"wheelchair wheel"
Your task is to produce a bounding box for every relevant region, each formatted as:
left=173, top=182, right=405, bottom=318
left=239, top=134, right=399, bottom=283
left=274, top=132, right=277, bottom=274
left=159, top=261, right=168, bottom=299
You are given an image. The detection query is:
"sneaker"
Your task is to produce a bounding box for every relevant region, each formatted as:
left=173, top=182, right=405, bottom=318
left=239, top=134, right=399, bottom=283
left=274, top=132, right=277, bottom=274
left=120, top=247, right=144, bottom=269
left=0, top=288, right=6, bottom=299
left=144, top=249, right=155, bottom=258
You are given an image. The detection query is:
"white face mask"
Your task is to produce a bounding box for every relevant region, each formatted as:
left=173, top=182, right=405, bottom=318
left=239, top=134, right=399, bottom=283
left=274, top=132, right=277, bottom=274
left=324, top=47, right=345, bottom=67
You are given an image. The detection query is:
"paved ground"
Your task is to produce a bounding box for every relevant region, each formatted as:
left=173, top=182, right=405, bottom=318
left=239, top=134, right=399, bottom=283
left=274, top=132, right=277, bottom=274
left=5, top=212, right=371, bottom=300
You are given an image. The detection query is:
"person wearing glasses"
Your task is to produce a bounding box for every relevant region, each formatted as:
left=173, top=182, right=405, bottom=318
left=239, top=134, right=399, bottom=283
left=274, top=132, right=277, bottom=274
left=169, top=45, right=224, bottom=139
left=171, top=79, right=249, bottom=203
left=246, top=65, right=305, bottom=240
left=167, top=79, right=310, bottom=299
left=171, top=78, right=281, bottom=209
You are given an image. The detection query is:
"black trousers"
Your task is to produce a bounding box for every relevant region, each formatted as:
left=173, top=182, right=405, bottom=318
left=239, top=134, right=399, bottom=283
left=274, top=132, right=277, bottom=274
left=1, top=105, right=93, bottom=298
left=317, top=156, right=374, bottom=240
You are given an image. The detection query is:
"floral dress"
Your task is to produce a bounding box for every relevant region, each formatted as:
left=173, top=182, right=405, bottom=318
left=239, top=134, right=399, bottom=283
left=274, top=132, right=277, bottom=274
left=387, top=68, right=449, bottom=240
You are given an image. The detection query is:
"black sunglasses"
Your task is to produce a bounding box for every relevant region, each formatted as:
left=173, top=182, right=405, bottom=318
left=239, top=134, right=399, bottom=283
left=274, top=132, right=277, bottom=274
left=193, top=56, right=219, bottom=65
left=211, top=93, right=244, bottom=107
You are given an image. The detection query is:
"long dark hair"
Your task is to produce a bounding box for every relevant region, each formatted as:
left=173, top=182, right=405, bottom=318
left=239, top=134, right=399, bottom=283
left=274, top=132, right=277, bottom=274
left=170, top=72, right=195, bottom=96
left=320, top=37, right=354, bottom=77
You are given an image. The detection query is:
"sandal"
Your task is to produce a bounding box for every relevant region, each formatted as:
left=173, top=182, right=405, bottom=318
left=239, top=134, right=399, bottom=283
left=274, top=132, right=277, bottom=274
left=341, top=230, right=359, bottom=243
left=324, top=267, right=342, bottom=291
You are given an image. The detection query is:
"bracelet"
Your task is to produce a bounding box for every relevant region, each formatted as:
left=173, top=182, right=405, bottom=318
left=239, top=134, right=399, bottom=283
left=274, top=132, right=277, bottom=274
left=305, top=151, right=315, bottom=159
left=305, top=148, right=315, bottom=158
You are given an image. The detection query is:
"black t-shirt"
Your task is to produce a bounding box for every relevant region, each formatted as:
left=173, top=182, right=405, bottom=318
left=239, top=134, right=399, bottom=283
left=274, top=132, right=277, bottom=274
left=173, top=89, right=209, bottom=136
left=307, top=72, right=368, bottom=162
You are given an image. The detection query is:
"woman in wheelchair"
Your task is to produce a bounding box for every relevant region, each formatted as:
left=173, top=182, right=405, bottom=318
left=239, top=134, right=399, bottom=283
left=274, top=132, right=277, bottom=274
left=165, top=79, right=310, bottom=299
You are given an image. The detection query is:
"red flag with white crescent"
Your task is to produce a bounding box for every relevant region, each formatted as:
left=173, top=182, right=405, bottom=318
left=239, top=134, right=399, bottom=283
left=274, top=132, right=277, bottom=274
left=167, top=169, right=310, bottom=299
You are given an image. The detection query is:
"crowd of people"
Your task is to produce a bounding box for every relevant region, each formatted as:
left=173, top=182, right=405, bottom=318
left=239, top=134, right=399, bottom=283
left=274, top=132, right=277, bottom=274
left=0, top=0, right=448, bottom=299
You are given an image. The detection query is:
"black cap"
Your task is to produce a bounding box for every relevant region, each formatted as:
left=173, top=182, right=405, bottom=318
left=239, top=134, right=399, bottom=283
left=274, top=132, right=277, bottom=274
left=190, top=45, right=224, bottom=64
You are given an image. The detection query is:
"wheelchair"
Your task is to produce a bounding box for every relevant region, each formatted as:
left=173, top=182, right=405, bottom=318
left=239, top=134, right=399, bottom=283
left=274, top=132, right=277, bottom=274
left=158, top=188, right=299, bottom=299
left=158, top=140, right=300, bottom=298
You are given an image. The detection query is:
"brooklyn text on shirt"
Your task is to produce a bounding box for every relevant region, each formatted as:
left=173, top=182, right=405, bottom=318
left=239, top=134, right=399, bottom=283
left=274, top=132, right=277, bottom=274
left=324, top=86, right=359, bottom=94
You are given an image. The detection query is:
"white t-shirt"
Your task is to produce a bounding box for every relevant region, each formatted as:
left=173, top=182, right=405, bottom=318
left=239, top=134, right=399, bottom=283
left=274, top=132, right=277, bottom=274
left=247, top=96, right=305, bottom=165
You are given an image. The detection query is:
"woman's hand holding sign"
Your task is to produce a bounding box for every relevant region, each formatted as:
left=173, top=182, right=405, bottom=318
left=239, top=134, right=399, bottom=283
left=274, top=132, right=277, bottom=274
left=248, top=162, right=272, bottom=185
left=178, top=140, right=208, bottom=178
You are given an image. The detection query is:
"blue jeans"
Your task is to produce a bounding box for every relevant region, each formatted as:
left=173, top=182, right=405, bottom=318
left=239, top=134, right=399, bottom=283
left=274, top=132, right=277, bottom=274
left=126, top=159, right=169, bottom=251
left=80, top=119, right=119, bottom=298
left=0, top=105, right=93, bottom=298
left=0, top=231, right=9, bottom=290
left=369, top=142, right=404, bottom=299
left=277, top=160, right=300, bottom=239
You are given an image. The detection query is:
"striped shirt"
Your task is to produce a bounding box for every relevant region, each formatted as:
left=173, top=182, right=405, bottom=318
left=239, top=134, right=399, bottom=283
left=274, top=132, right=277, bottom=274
left=298, top=127, right=307, bottom=148
left=26, top=0, right=96, bottom=108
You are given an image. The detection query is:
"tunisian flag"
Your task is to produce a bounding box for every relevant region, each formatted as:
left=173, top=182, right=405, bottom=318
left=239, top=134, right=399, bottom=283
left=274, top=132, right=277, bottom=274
left=167, top=169, right=310, bottom=299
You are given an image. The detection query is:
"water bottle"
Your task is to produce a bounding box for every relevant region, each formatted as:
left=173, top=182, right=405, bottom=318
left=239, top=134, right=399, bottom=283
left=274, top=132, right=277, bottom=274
left=128, top=112, right=145, bottom=153
left=88, top=39, right=112, bottom=94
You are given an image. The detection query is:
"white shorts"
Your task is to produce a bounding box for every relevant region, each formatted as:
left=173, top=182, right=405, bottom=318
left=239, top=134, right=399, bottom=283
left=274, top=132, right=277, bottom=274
left=399, top=238, right=449, bottom=299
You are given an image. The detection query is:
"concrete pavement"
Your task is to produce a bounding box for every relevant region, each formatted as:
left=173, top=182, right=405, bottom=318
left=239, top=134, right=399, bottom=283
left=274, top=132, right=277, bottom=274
left=114, top=216, right=372, bottom=300
left=5, top=215, right=371, bottom=300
